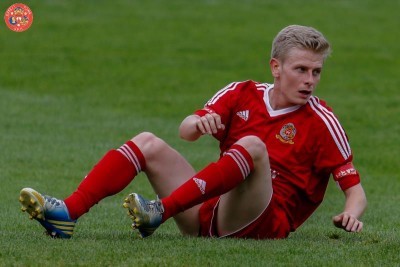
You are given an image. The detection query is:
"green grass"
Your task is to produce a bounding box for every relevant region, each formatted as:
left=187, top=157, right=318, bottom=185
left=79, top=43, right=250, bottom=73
left=1, top=0, right=399, bottom=266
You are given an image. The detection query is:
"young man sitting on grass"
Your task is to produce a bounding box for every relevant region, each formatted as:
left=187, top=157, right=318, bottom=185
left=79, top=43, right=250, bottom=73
left=19, top=25, right=367, bottom=239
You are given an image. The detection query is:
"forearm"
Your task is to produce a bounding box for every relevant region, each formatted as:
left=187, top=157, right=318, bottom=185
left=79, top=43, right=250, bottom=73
left=179, top=112, right=225, bottom=141
left=343, top=183, right=367, bottom=218
left=332, top=183, right=367, bottom=232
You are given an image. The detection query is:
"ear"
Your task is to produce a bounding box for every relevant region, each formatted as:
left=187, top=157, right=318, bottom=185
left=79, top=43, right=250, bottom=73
left=269, top=58, right=281, bottom=78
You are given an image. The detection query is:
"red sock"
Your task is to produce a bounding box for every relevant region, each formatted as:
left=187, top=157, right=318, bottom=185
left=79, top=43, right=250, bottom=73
left=64, top=141, right=145, bottom=220
left=161, top=144, right=254, bottom=222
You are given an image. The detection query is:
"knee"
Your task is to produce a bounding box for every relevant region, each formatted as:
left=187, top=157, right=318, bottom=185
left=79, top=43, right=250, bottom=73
left=236, top=135, right=268, bottom=161
left=130, top=132, right=166, bottom=160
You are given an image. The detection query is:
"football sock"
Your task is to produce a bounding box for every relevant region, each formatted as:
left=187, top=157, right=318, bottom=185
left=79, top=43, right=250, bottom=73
left=161, top=144, right=254, bottom=222
left=64, top=141, right=145, bottom=220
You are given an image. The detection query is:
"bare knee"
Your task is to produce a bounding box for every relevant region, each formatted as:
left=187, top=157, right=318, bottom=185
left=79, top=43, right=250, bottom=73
left=235, top=135, right=268, bottom=161
left=130, top=132, right=167, bottom=160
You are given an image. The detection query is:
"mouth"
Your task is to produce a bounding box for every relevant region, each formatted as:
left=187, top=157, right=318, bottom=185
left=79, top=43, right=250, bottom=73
left=298, top=90, right=312, bottom=98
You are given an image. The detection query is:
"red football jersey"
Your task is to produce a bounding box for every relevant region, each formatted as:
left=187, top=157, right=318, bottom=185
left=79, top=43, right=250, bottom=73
left=195, top=80, right=360, bottom=231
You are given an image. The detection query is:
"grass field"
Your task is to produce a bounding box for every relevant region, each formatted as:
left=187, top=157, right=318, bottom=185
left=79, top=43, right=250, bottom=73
left=1, top=0, right=399, bottom=266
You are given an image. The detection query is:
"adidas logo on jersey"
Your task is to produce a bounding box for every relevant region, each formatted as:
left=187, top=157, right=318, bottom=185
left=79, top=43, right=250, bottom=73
left=193, top=178, right=206, bottom=195
left=236, top=110, right=249, bottom=121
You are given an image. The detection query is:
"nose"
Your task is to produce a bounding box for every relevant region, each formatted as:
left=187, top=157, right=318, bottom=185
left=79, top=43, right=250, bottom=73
left=305, top=71, right=316, bottom=87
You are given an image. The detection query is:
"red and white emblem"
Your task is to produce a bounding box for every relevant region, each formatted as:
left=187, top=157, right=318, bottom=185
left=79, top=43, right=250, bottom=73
left=4, top=3, right=33, bottom=32
left=276, top=123, right=296, bottom=144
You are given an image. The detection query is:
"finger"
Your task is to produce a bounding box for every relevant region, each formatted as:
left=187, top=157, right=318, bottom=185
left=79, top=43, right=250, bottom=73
left=341, top=214, right=350, bottom=228
left=332, top=216, right=342, bottom=228
left=351, top=220, right=363, bottom=233
left=196, top=120, right=206, bottom=134
left=332, top=215, right=341, bottom=223
left=200, top=116, right=212, bottom=134
left=345, top=217, right=355, bottom=231
left=205, top=114, right=218, bottom=134
left=350, top=220, right=360, bottom=232
left=211, top=113, right=225, bottom=130
left=356, top=221, right=363, bottom=233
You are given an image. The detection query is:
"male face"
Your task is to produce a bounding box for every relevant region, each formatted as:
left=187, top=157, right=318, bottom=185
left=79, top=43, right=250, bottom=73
left=270, top=48, right=325, bottom=109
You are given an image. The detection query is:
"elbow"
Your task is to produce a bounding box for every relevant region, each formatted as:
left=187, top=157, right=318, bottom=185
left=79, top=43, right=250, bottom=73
left=179, top=123, right=197, bottom=141
left=178, top=122, right=189, bottom=140
left=179, top=130, right=199, bottom=142
left=179, top=115, right=201, bottom=141
left=178, top=128, right=190, bottom=141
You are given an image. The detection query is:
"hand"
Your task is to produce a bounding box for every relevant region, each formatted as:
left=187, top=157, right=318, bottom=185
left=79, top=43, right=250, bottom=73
left=332, top=212, right=363, bottom=233
left=196, top=113, right=225, bottom=135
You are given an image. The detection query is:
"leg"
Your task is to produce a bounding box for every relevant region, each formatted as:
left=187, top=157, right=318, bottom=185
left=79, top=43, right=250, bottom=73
left=20, top=132, right=199, bottom=238
left=20, top=137, right=146, bottom=238
left=126, top=135, right=270, bottom=238
left=217, top=136, right=272, bottom=236
left=130, top=132, right=200, bottom=236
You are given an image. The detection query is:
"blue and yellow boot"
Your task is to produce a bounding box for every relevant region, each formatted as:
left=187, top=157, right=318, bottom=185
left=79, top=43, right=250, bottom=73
left=19, top=188, right=76, bottom=238
left=123, top=193, right=164, bottom=238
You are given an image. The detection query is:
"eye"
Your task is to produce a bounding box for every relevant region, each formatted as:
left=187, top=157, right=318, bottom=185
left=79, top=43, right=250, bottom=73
left=312, top=69, right=322, bottom=76
left=297, top=67, right=306, bottom=73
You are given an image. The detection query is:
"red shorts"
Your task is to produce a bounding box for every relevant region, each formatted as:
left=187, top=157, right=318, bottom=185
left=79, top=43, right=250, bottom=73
left=198, top=194, right=291, bottom=239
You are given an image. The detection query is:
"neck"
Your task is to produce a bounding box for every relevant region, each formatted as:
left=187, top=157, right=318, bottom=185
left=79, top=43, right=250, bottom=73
left=268, top=87, right=283, bottom=110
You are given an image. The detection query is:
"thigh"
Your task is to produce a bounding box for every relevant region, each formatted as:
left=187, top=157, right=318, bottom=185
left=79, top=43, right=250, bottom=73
left=217, top=136, right=273, bottom=237
left=132, top=132, right=200, bottom=236
left=226, top=194, right=291, bottom=239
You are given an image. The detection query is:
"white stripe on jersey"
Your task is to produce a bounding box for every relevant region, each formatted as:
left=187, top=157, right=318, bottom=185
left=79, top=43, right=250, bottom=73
left=206, top=82, right=241, bottom=106
left=309, top=97, right=351, bottom=159
left=255, top=82, right=271, bottom=92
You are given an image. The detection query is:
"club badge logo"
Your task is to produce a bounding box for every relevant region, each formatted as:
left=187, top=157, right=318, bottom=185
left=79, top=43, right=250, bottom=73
left=276, top=123, right=296, bottom=144
left=4, top=3, right=33, bottom=32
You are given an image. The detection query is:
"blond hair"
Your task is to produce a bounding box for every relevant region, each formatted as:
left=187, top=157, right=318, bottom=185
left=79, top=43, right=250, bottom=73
left=271, top=25, right=331, bottom=61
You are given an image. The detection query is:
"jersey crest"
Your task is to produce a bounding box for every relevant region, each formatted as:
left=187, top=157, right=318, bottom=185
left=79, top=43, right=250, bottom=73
left=276, top=123, right=296, bottom=144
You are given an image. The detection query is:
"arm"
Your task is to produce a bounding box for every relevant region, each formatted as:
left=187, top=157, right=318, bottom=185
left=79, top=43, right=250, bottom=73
left=179, top=113, right=225, bottom=142
left=179, top=81, right=242, bottom=142
left=332, top=183, right=367, bottom=232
